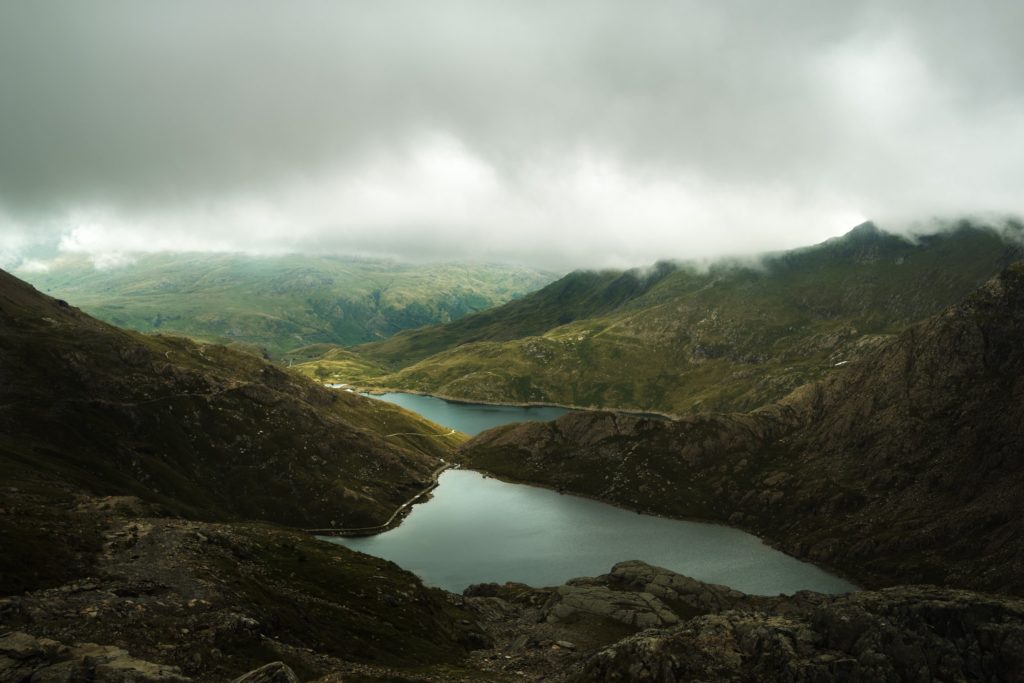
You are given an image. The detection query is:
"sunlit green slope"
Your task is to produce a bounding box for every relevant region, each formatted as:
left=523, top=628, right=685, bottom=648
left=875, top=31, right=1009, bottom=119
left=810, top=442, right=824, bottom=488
left=335, top=222, right=1023, bottom=414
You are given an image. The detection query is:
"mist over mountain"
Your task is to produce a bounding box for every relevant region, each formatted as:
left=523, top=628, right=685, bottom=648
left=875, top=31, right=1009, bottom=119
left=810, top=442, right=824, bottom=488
left=3, top=2, right=1024, bottom=269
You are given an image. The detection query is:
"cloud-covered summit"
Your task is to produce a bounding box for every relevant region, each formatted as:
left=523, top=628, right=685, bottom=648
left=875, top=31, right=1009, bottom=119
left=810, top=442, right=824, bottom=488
left=1, top=1, right=1022, bottom=268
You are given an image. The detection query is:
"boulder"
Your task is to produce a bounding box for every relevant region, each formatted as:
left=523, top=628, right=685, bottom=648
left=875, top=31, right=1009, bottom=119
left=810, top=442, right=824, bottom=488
left=544, top=584, right=678, bottom=629
left=0, top=632, right=190, bottom=683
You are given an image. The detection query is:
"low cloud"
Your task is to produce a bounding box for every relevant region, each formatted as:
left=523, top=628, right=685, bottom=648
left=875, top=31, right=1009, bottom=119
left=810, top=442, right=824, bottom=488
left=1, top=1, right=1022, bottom=269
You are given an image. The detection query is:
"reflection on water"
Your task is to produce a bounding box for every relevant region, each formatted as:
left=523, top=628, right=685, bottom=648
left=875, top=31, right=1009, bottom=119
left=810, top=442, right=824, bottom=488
left=325, top=469, right=858, bottom=595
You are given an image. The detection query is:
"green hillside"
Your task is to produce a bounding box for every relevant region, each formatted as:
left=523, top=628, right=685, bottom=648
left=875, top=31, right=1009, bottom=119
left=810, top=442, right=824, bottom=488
left=333, top=222, right=1023, bottom=415
left=16, top=253, right=553, bottom=357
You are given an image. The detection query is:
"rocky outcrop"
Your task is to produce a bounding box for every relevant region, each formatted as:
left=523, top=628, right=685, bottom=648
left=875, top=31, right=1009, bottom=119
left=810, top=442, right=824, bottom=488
left=572, top=586, right=1024, bottom=682
left=537, top=562, right=751, bottom=630
left=604, top=561, right=748, bottom=617
left=0, top=633, right=299, bottom=683
left=458, top=562, right=1024, bottom=682
left=0, top=487, right=485, bottom=683
left=0, top=631, right=190, bottom=682
left=544, top=582, right=680, bottom=629
left=460, top=263, right=1024, bottom=595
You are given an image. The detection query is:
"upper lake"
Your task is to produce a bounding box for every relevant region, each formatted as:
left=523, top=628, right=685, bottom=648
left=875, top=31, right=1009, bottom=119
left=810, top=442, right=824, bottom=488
left=367, top=392, right=570, bottom=435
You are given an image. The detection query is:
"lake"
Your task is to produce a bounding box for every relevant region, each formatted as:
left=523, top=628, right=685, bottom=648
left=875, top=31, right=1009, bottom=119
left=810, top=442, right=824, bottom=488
left=324, top=469, right=858, bottom=595
left=366, top=391, right=570, bottom=435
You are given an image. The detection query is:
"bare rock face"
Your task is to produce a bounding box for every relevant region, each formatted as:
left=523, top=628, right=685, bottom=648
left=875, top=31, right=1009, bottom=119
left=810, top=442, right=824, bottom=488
left=459, top=562, right=1024, bottom=682
left=0, top=631, right=190, bottom=682
left=571, top=586, right=1024, bottom=682
left=605, top=561, right=748, bottom=617
left=540, top=561, right=752, bottom=630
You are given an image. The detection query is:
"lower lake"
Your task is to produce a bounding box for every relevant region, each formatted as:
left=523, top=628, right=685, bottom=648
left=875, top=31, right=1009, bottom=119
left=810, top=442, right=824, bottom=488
left=324, top=469, right=858, bottom=596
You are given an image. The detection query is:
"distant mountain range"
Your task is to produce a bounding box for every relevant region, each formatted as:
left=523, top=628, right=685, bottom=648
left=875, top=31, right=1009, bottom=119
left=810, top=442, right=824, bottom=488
left=15, top=253, right=554, bottom=357
left=317, top=221, right=1024, bottom=416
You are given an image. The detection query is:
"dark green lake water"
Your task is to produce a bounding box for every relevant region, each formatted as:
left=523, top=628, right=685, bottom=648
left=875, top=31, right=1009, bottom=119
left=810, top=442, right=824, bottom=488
left=325, top=469, right=858, bottom=595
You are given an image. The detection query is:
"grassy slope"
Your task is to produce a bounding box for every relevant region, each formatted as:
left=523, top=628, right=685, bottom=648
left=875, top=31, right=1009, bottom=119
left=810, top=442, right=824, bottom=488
left=0, top=268, right=465, bottom=532
left=350, top=262, right=680, bottom=365
left=16, top=253, right=553, bottom=357
left=343, top=222, right=1023, bottom=414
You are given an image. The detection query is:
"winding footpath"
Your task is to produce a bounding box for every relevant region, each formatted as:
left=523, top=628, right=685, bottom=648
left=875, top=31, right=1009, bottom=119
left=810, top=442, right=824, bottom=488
left=306, top=461, right=455, bottom=537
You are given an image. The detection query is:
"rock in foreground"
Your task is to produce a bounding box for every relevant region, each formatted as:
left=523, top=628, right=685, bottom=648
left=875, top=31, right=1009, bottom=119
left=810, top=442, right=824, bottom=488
left=572, top=585, right=1024, bottom=682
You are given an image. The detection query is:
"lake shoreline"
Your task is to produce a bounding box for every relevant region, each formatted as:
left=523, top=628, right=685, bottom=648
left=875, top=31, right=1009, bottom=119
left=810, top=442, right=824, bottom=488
left=307, top=462, right=453, bottom=537
left=333, top=390, right=860, bottom=593
left=323, top=468, right=859, bottom=596
left=461, top=463, right=864, bottom=593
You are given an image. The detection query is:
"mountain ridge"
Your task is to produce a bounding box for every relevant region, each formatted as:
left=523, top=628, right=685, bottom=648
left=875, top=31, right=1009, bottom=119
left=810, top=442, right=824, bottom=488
left=329, top=221, right=1023, bottom=416
left=458, top=260, right=1024, bottom=595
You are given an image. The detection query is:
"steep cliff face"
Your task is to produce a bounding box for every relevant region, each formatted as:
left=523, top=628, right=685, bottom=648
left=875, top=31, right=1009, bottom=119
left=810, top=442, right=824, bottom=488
left=459, top=263, right=1024, bottom=594
left=458, top=560, right=1024, bottom=682
left=763, top=263, right=1024, bottom=591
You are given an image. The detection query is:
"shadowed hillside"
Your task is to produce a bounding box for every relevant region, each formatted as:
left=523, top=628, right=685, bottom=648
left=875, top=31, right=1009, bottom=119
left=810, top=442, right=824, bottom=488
left=0, top=268, right=475, bottom=592
left=459, top=261, right=1024, bottom=595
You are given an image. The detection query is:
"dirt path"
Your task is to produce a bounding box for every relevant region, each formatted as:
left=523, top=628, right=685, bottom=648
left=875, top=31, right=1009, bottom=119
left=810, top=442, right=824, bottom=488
left=307, top=462, right=455, bottom=536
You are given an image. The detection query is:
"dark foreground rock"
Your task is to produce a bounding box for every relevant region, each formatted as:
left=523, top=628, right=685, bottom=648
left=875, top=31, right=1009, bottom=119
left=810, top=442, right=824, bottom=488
left=572, top=586, right=1024, bottom=682
left=0, top=631, right=190, bottom=682
left=0, top=486, right=486, bottom=682
left=458, top=561, right=1024, bottom=682
left=0, top=633, right=305, bottom=683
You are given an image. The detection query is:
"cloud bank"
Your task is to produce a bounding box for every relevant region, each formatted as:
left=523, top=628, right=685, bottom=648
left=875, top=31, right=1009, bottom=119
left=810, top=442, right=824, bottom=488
left=1, top=1, right=1022, bottom=269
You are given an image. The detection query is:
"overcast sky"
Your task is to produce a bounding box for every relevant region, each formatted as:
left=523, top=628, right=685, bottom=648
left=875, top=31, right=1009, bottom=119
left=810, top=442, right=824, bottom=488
left=1, top=1, right=1022, bottom=270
